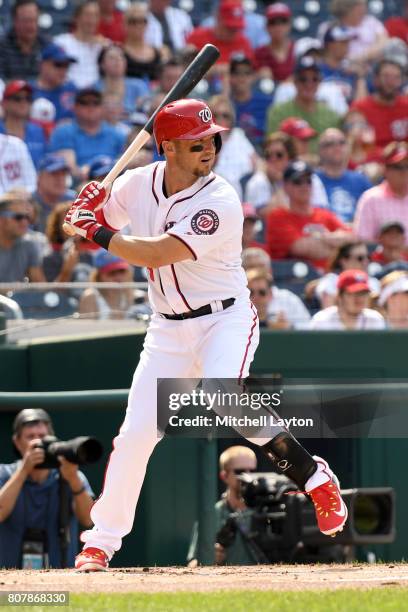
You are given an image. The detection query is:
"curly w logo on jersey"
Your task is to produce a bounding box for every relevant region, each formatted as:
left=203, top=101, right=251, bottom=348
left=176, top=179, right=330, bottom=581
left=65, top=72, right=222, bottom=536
left=191, top=209, right=219, bottom=235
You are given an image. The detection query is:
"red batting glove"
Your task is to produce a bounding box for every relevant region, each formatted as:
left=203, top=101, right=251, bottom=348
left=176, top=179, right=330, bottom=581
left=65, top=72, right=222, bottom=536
left=73, top=181, right=107, bottom=211
left=64, top=202, right=103, bottom=240
left=64, top=181, right=109, bottom=239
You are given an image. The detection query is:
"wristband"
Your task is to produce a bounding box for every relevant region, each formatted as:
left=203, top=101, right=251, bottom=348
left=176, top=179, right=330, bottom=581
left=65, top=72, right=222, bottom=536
left=72, top=485, right=86, bottom=496
left=92, top=226, right=116, bottom=250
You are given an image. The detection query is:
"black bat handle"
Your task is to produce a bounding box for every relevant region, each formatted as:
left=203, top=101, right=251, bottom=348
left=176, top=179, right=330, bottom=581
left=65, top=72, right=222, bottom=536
left=144, top=44, right=220, bottom=135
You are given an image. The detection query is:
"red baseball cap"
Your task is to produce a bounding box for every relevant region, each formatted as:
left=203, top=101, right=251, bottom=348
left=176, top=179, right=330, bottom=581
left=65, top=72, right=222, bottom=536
left=382, top=142, right=408, bottom=166
left=219, top=0, right=245, bottom=29
left=266, top=3, right=292, bottom=20
left=242, top=202, right=258, bottom=220
left=279, top=117, right=316, bottom=140
left=337, top=270, right=370, bottom=293
left=3, top=80, right=33, bottom=99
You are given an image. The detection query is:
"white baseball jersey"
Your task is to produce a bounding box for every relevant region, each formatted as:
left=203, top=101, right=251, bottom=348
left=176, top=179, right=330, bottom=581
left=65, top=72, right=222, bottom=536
left=0, top=134, right=37, bottom=196
left=104, top=161, right=250, bottom=314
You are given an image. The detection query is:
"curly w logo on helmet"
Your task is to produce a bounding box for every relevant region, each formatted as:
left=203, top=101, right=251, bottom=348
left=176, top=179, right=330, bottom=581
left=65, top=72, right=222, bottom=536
left=198, top=108, right=212, bottom=123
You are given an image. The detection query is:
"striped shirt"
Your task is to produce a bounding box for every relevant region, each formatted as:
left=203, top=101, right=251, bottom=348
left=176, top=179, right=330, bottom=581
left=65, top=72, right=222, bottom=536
left=353, top=181, right=408, bottom=245
left=0, top=30, right=49, bottom=81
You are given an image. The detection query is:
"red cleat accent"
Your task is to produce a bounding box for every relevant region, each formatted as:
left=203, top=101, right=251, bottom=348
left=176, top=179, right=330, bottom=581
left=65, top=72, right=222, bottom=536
left=308, top=479, right=348, bottom=536
left=75, top=547, right=109, bottom=572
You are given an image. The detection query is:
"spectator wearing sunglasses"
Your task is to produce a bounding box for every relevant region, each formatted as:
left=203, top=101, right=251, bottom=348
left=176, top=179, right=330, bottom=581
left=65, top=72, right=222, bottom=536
left=266, top=160, right=352, bottom=272
left=354, top=143, right=408, bottom=246
left=316, top=128, right=372, bottom=223
left=187, top=445, right=258, bottom=567
left=228, top=53, right=272, bottom=151
left=122, top=3, right=165, bottom=82
left=31, top=44, right=78, bottom=123
left=245, top=131, right=328, bottom=221
left=247, top=267, right=310, bottom=329
left=0, top=81, right=46, bottom=170
left=254, top=3, right=295, bottom=83
left=312, top=241, right=379, bottom=309
left=49, top=87, right=126, bottom=181
left=0, top=190, right=45, bottom=283
left=266, top=57, right=342, bottom=151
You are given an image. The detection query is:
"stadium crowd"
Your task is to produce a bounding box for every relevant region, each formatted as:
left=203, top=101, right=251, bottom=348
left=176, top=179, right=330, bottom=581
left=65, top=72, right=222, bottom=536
left=1, top=0, right=408, bottom=329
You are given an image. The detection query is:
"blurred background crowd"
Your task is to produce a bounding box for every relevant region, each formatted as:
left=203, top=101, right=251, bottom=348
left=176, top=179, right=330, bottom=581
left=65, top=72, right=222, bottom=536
left=1, top=0, right=408, bottom=330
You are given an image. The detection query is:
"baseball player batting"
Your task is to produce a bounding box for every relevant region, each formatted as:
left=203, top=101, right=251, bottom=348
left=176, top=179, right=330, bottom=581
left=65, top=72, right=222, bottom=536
left=64, top=99, right=348, bottom=571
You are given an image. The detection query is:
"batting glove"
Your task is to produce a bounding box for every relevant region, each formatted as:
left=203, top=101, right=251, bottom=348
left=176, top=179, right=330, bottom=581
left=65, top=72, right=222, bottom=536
left=64, top=181, right=110, bottom=239
left=72, top=181, right=108, bottom=211
left=65, top=204, right=103, bottom=240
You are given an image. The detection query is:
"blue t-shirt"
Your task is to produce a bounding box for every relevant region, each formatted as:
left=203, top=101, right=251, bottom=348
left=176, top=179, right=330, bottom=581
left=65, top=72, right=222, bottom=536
left=49, top=120, right=126, bottom=167
left=0, top=462, right=93, bottom=569
left=316, top=169, right=372, bottom=223
left=319, top=63, right=358, bottom=103
left=232, top=90, right=272, bottom=150
left=31, top=81, right=77, bottom=122
left=0, top=121, right=46, bottom=169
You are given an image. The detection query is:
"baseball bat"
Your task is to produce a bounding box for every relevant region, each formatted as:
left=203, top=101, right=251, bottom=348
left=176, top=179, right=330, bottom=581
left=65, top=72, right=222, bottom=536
left=63, top=44, right=220, bottom=236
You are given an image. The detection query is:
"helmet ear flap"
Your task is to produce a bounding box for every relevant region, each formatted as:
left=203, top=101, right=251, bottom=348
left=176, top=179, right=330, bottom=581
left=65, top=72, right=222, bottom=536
left=214, top=132, right=222, bottom=154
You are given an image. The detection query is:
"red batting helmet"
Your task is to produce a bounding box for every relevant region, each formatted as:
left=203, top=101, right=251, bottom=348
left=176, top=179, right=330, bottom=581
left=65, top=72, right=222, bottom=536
left=153, top=99, right=228, bottom=155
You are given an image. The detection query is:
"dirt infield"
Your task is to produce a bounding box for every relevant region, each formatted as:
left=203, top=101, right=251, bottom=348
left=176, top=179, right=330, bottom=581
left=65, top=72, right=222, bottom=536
left=1, top=564, right=408, bottom=593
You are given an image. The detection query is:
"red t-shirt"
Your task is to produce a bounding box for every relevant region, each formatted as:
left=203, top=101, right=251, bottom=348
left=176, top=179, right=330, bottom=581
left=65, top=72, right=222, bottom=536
left=266, top=206, right=348, bottom=271
left=186, top=27, right=254, bottom=65
left=351, top=96, right=408, bottom=148
left=254, top=42, right=295, bottom=82
left=385, top=17, right=408, bottom=44
left=370, top=248, right=408, bottom=265
left=98, top=10, right=125, bottom=43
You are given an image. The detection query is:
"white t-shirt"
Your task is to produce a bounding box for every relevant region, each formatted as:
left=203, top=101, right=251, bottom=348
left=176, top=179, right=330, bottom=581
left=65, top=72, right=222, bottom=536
left=309, top=305, right=385, bottom=330
left=273, top=81, right=349, bottom=116
left=345, top=15, right=387, bottom=61
left=267, top=286, right=311, bottom=329
left=0, top=134, right=36, bottom=195
left=214, top=128, right=256, bottom=199
left=103, top=161, right=249, bottom=314
left=53, top=33, right=103, bottom=88
left=245, top=170, right=328, bottom=210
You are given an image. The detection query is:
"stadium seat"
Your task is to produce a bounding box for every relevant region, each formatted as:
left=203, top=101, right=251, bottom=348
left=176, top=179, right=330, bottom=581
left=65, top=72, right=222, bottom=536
left=272, top=259, right=320, bottom=296
left=8, top=291, right=78, bottom=319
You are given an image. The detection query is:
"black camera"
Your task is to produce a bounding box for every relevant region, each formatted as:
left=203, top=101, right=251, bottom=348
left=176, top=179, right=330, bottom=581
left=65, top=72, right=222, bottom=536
left=216, top=472, right=395, bottom=564
left=34, top=435, right=103, bottom=469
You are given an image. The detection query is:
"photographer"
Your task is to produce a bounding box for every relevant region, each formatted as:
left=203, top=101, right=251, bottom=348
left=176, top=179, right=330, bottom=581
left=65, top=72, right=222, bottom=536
left=187, top=445, right=258, bottom=566
left=0, top=409, right=94, bottom=569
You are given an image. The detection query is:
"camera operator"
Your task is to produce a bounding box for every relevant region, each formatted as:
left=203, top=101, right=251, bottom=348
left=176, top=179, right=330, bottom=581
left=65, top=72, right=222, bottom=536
left=187, top=445, right=258, bottom=566
left=0, top=409, right=94, bottom=569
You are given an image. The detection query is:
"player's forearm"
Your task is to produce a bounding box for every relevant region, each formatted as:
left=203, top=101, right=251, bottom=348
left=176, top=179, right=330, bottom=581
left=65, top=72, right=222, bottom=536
left=108, top=234, right=168, bottom=267
left=108, top=233, right=191, bottom=268
left=0, top=468, right=27, bottom=522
